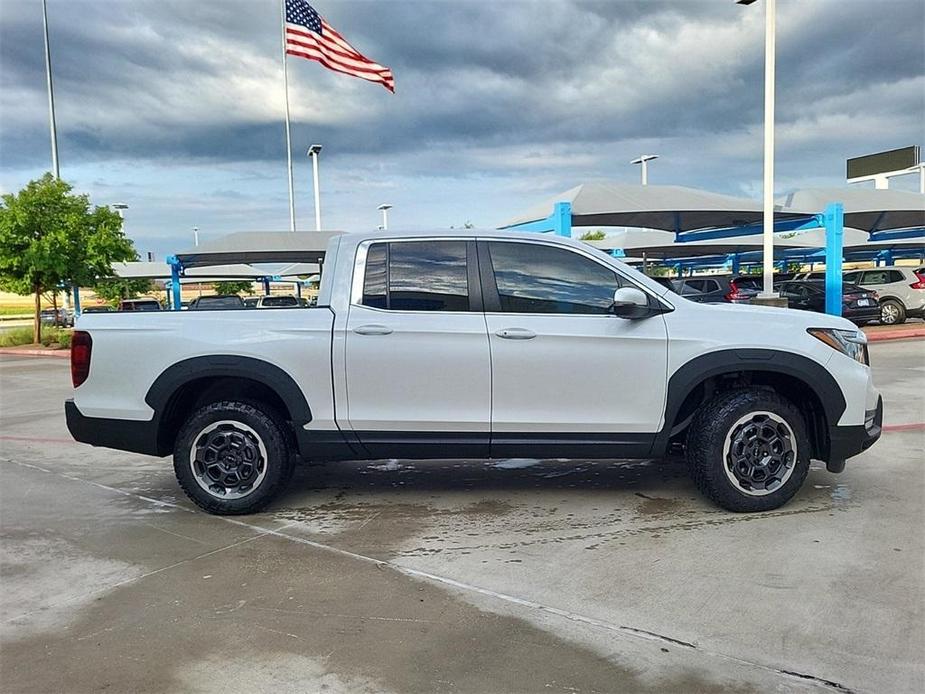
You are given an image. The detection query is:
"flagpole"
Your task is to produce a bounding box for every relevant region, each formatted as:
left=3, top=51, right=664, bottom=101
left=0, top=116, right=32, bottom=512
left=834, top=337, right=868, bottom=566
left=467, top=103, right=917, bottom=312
left=280, top=0, right=296, bottom=231
left=42, top=0, right=59, bottom=179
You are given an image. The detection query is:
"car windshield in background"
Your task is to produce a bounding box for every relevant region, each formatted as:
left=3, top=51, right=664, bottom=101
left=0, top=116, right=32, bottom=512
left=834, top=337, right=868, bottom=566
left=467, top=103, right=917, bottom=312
left=261, top=296, right=299, bottom=307
left=188, top=296, right=245, bottom=310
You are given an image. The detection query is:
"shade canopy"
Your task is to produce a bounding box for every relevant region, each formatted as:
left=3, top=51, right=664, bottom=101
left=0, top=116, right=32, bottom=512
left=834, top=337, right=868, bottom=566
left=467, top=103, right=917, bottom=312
left=777, top=188, right=925, bottom=232
left=110, top=261, right=266, bottom=280
left=174, top=231, right=343, bottom=268
left=276, top=262, right=322, bottom=278
left=586, top=227, right=891, bottom=260
left=500, top=182, right=804, bottom=232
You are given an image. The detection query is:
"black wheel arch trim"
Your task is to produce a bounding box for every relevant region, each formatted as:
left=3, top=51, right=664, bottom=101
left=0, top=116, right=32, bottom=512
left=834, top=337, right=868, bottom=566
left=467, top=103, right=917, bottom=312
left=653, top=348, right=846, bottom=457
left=146, top=354, right=313, bottom=429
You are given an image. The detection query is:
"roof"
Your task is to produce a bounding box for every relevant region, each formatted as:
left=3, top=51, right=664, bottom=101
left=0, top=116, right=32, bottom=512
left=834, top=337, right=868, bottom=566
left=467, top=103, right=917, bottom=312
left=777, top=187, right=925, bottom=232
left=110, top=261, right=267, bottom=280
left=173, top=231, right=344, bottom=268
left=499, top=182, right=806, bottom=231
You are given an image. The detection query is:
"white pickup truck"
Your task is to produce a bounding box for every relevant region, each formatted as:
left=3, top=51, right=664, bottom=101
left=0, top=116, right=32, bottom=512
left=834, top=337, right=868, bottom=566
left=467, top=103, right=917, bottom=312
left=66, top=230, right=882, bottom=515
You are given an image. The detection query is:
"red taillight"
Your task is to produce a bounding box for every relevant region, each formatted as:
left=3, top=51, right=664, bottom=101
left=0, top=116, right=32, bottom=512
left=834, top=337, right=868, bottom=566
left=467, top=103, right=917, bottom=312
left=725, top=280, right=749, bottom=302
left=71, top=331, right=92, bottom=388
left=911, top=272, right=925, bottom=290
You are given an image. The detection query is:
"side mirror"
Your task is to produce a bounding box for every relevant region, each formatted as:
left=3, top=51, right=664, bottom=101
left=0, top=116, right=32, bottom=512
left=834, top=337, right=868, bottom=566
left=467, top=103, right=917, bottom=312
left=611, top=287, right=651, bottom=319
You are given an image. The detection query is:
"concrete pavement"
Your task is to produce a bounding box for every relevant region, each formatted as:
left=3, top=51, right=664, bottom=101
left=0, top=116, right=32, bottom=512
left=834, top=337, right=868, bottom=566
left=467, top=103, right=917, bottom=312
left=1, top=343, right=923, bottom=693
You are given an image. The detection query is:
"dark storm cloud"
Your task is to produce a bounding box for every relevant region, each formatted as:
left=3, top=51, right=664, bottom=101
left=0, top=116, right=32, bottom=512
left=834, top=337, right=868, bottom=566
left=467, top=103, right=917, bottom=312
left=1, top=0, right=922, bottom=184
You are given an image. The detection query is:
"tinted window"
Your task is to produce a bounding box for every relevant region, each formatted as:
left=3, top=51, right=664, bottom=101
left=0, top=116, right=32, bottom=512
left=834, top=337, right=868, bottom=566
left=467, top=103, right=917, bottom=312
left=487, top=242, right=622, bottom=314
left=262, top=296, right=298, bottom=307
left=362, top=243, right=388, bottom=309
left=703, top=279, right=721, bottom=293
left=888, top=271, right=905, bottom=284
left=683, top=279, right=707, bottom=293
left=861, top=271, right=890, bottom=285
left=361, top=241, right=470, bottom=312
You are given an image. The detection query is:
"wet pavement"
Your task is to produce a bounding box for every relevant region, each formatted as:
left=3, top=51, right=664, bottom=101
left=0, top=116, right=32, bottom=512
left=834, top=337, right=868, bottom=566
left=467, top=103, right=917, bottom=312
left=1, top=341, right=923, bottom=693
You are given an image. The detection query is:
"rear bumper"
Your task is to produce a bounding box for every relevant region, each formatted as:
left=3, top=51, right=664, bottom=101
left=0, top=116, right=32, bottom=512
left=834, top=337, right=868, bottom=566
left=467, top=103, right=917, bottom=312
left=825, top=395, right=882, bottom=473
left=65, top=399, right=163, bottom=457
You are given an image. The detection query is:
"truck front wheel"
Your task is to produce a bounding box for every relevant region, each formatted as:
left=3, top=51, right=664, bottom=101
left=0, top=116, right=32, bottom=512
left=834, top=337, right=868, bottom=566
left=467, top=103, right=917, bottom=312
left=685, top=389, right=811, bottom=512
left=173, top=400, right=294, bottom=515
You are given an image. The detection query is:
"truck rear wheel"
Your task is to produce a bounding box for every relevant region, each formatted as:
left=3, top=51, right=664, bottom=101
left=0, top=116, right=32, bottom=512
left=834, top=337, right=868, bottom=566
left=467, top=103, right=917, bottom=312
left=685, top=389, right=810, bottom=512
left=173, top=400, right=294, bottom=515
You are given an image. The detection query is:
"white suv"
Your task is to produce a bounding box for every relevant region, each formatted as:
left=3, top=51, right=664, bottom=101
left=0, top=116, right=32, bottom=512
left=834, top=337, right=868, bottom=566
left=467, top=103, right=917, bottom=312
left=843, top=266, right=925, bottom=325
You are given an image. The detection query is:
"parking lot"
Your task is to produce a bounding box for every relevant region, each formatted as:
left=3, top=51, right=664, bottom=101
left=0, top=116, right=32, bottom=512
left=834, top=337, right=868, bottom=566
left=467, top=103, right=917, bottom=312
left=1, top=343, right=922, bottom=693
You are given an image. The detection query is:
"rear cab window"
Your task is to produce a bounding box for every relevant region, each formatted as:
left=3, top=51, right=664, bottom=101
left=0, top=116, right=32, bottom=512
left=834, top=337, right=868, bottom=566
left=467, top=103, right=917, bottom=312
left=361, top=240, right=470, bottom=312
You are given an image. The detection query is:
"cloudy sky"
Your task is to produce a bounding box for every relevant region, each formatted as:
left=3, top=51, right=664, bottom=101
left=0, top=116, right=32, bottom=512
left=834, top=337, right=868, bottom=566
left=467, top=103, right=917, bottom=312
left=1, top=0, right=923, bottom=258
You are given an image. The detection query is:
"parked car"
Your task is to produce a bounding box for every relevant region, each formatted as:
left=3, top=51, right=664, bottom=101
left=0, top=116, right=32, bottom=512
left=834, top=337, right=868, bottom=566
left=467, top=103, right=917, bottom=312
left=673, top=275, right=761, bottom=303
left=791, top=271, right=827, bottom=282
left=245, top=295, right=301, bottom=308
left=119, top=298, right=162, bottom=312
left=187, top=295, right=245, bottom=310
left=778, top=280, right=880, bottom=325
left=40, top=308, right=72, bottom=326
left=66, top=230, right=881, bottom=516
left=843, top=266, right=925, bottom=325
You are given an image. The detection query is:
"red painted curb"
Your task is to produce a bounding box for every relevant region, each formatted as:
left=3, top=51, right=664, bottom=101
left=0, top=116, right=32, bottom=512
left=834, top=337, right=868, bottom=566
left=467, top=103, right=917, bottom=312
left=866, top=329, right=925, bottom=343
left=0, top=348, right=70, bottom=358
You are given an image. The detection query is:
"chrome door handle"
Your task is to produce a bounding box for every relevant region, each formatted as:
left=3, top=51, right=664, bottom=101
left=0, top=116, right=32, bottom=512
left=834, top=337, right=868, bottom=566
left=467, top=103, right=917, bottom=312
left=353, top=324, right=393, bottom=335
left=495, top=328, right=536, bottom=340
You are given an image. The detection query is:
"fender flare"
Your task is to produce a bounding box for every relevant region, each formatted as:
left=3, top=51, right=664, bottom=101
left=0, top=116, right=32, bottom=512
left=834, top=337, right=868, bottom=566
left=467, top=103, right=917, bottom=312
left=652, top=348, right=845, bottom=456
left=145, top=355, right=312, bottom=425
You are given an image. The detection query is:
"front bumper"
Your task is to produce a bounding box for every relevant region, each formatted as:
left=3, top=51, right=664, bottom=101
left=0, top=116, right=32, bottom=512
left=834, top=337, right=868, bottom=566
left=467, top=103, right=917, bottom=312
left=825, top=395, right=883, bottom=473
left=65, top=399, right=163, bottom=456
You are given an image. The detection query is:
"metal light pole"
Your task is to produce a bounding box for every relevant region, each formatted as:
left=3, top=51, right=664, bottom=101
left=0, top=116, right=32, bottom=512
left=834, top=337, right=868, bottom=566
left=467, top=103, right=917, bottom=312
left=738, top=0, right=776, bottom=298
left=41, top=0, right=59, bottom=179
left=193, top=226, right=199, bottom=247
left=377, top=203, right=392, bottom=230
left=307, top=144, right=323, bottom=231
left=630, top=155, right=658, bottom=185
left=111, top=203, right=129, bottom=220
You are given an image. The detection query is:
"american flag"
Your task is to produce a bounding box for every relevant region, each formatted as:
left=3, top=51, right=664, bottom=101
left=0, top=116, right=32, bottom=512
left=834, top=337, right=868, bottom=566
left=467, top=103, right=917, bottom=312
left=285, top=0, right=394, bottom=93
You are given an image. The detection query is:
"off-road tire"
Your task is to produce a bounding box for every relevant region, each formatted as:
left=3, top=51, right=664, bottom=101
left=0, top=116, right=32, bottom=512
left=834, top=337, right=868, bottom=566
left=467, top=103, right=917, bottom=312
left=174, top=400, right=294, bottom=515
left=686, top=389, right=811, bottom=513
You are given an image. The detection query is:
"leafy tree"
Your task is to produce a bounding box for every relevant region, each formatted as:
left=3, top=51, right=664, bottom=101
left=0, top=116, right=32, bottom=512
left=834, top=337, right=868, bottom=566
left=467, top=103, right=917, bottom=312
left=579, top=230, right=607, bottom=241
left=0, top=173, right=136, bottom=343
left=212, top=280, right=254, bottom=295
left=93, top=278, right=157, bottom=305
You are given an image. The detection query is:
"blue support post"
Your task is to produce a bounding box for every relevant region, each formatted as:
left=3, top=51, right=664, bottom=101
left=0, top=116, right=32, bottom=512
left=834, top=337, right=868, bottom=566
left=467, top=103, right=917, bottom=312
left=675, top=264, right=683, bottom=279
left=731, top=253, right=741, bottom=274
left=263, top=278, right=271, bottom=295
left=166, top=255, right=183, bottom=310
left=72, top=285, right=81, bottom=317
left=824, top=202, right=844, bottom=317
left=551, top=201, right=572, bottom=237
left=883, top=250, right=894, bottom=266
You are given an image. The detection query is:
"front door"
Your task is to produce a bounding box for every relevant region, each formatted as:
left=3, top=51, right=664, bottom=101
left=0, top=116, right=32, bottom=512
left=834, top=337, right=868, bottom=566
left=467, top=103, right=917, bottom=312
left=345, top=239, right=491, bottom=457
left=479, top=239, right=668, bottom=457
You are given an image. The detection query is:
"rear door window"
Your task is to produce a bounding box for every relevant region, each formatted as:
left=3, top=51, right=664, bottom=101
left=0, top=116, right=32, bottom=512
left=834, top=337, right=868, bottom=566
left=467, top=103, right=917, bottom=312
left=361, top=241, right=470, bottom=312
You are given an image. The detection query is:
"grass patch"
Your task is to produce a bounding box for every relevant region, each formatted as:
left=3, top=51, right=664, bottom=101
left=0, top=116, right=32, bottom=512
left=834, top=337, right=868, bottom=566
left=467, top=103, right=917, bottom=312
left=0, top=326, right=72, bottom=349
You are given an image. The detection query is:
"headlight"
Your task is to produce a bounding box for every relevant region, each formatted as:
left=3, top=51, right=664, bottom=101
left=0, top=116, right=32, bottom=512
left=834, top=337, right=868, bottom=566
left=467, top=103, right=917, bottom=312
left=807, top=328, right=869, bottom=365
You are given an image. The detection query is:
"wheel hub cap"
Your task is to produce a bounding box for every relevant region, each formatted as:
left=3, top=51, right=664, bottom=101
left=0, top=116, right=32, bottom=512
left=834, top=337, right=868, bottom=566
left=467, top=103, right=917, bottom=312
left=190, top=421, right=267, bottom=500
left=722, top=411, right=797, bottom=496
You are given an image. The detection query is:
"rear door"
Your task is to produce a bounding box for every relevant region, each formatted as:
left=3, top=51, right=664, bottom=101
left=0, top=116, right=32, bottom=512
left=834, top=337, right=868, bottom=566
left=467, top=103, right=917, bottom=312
left=344, top=239, right=491, bottom=456
left=479, top=239, right=668, bottom=454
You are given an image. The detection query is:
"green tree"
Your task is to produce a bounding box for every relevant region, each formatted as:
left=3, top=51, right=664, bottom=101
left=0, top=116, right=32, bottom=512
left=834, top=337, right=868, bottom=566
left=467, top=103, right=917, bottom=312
left=579, top=230, right=607, bottom=241
left=0, top=173, right=136, bottom=343
left=212, top=280, right=254, bottom=295
left=93, top=278, right=157, bottom=305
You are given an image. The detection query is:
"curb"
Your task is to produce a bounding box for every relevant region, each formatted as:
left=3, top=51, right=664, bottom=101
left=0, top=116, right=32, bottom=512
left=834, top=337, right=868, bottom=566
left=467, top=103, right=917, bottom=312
left=0, top=348, right=70, bottom=358
left=865, top=329, right=925, bottom=343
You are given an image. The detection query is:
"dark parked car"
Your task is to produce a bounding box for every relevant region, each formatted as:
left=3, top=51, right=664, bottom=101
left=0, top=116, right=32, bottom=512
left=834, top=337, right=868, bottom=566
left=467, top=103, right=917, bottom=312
left=119, top=298, right=162, bottom=312
left=673, top=275, right=761, bottom=304
left=187, top=295, right=245, bottom=310
left=778, top=280, right=880, bottom=325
